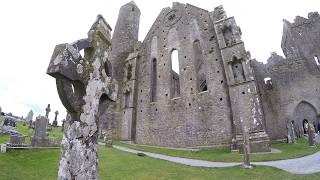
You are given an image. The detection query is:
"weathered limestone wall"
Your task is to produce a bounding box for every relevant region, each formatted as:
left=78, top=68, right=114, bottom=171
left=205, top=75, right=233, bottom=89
left=135, top=3, right=232, bottom=148
left=252, top=12, right=320, bottom=140
left=108, top=1, right=140, bottom=140
left=253, top=55, right=320, bottom=140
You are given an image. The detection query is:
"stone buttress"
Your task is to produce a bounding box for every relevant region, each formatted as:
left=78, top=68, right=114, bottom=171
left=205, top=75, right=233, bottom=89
left=212, top=6, right=270, bottom=152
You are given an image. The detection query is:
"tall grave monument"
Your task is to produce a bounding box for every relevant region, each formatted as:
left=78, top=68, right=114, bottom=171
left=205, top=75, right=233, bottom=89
left=45, top=104, right=51, bottom=124
left=31, top=116, right=49, bottom=147
left=47, top=15, right=117, bottom=179
left=53, top=110, right=59, bottom=127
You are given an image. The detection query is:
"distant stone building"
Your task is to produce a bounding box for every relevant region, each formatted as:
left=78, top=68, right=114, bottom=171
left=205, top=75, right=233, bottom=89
left=52, top=1, right=320, bottom=152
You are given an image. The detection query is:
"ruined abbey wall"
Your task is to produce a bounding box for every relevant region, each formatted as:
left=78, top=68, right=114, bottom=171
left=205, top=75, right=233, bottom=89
left=252, top=12, right=320, bottom=140
left=107, top=1, right=319, bottom=149
left=134, top=3, right=233, bottom=148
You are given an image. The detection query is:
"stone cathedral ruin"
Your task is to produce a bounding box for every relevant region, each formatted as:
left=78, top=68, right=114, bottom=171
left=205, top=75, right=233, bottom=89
left=47, top=1, right=320, bottom=179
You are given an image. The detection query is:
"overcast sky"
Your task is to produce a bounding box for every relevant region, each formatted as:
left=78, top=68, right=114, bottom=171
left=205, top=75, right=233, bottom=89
left=0, top=0, right=319, bottom=124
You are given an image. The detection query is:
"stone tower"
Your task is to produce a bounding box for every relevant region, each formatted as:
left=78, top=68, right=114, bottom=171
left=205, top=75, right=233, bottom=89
left=213, top=7, right=270, bottom=152
left=108, top=1, right=140, bottom=139
left=110, top=1, right=140, bottom=82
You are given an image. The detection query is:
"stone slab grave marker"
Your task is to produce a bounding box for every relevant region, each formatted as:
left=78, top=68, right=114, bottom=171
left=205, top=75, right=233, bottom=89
left=241, top=119, right=252, bottom=169
left=287, top=120, right=297, bottom=144
left=308, top=123, right=316, bottom=147
left=47, top=15, right=117, bottom=179
left=0, top=144, right=6, bottom=153
left=31, top=116, right=49, bottom=147
left=9, top=134, right=25, bottom=145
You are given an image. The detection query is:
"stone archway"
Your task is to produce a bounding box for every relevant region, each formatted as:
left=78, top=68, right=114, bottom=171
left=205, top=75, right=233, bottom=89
left=99, top=94, right=115, bottom=146
left=294, top=101, right=318, bottom=137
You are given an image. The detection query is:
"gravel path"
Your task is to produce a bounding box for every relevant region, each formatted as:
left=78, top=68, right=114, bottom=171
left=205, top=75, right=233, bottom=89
left=113, top=145, right=320, bottom=174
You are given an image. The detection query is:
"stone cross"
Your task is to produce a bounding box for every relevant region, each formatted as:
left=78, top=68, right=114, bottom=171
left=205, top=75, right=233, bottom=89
left=54, top=111, right=59, bottom=121
left=241, top=119, right=252, bottom=169
left=45, top=104, right=51, bottom=119
left=53, top=111, right=59, bottom=127
left=47, top=15, right=117, bottom=179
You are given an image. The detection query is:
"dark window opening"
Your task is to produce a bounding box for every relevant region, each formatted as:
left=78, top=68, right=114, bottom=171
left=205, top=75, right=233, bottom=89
left=200, top=80, right=208, bottom=91
left=150, top=58, right=157, bottom=102
left=231, top=57, right=245, bottom=83
left=222, top=26, right=235, bottom=47
left=124, top=91, right=130, bottom=108
left=104, top=61, right=111, bottom=76
left=127, top=64, right=132, bottom=80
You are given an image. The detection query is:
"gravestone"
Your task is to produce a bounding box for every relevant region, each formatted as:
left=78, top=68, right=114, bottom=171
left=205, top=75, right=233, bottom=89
left=28, top=119, right=33, bottom=129
left=45, top=104, right=51, bottom=124
left=9, top=134, right=24, bottom=145
left=242, top=123, right=252, bottom=169
left=287, top=121, right=297, bottom=143
left=3, top=118, right=9, bottom=126
left=52, top=110, right=58, bottom=127
left=308, top=123, right=316, bottom=147
left=0, top=144, right=6, bottom=153
left=47, top=15, right=117, bottom=179
left=61, top=119, right=65, bottom=132
left=103, top=127, right=113, bottom=147
left=3, top=117, right=16, bottom=127
left=31, top=116, right=49, bottom=147
left=26, top=110, right=34, bottom=128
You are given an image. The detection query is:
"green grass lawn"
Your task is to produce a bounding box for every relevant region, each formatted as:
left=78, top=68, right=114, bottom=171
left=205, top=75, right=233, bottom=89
left=0, top=147, right=319, bottom=180
left=0, top=134, right=10, bottom=144
left=115, top=138, right=320, bottom=162
left=47, top=126, right=63, bottom=142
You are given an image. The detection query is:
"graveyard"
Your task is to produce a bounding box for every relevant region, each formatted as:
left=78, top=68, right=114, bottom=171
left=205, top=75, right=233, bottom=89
left=0, top=108, right=319, bottom=179
left=0, top=140, right=319, bottom=179
left=1, top=0, right=320, bottom=179
left=1, top=110, right=320, bottom=179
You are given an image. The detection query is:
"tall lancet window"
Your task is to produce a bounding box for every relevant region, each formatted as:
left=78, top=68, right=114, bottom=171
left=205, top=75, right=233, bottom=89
left=171, top=50, right=180, bottom=98
left=150, top=58, right=157, bottom=102
left=193, top=40, right=207, bottom=92
left=124, top=91, right=130, bottom=108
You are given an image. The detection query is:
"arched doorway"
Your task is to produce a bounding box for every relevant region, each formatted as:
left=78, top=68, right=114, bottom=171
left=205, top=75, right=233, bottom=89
left=294, top=101, right=318, bottom=137
left=98, top=94, right=115, bottom=145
